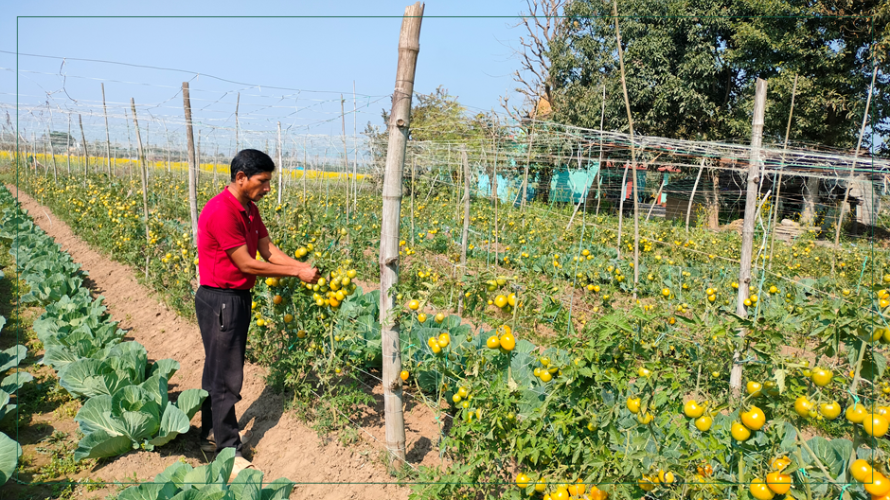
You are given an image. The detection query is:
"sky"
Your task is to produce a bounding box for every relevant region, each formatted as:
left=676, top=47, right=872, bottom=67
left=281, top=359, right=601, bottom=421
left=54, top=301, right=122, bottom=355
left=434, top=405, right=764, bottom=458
left=2, top=0, right=535, bottom=158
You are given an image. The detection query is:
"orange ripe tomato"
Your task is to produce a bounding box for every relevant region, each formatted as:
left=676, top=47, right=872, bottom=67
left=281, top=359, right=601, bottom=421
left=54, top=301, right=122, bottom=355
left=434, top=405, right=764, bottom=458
left=765, top=472, right=792, bottom=494
left=864, top=472, right=890, bottom=497
left=850, top=459, right=874, bottom=482
left=399, top=370, right=409, bottom=381
left=272, top=294, right=283, bottom=304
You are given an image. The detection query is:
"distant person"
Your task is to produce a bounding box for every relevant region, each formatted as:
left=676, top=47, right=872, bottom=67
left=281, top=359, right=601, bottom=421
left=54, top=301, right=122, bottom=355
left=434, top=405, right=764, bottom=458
left=195, top=149, right=320, bottom=479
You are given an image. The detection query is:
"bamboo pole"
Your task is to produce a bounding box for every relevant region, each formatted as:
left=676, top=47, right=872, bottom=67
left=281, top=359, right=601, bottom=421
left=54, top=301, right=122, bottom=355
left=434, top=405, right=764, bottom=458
left=616, top=163, right=630, bottom=259
left=78, top=114, right=88, bottom=178
left=182, top=82, right=200, bottom=247
left=595, top=83, right=606, bottom=216
left=613, top=0, right=640, bottom=293
left=66, top=113, right=71, bottom=176
left=457, top=146, right=471, bottom=315
left=353, top=80, right=359, bottom=212
left=47, top=108, right=58, bottom=183
left=767, top=75, right=798, bottom=270
left=341, top=95, right=350, bottom=222
left=378, top=1, right=424, bottom=469
left=234, top=92, right=240, bottom=153
left=520, top=116, right=536, bottom=211
left=46, top=120, right=57, bottom=183
left=686, top=159, right=705, bottom=233
left=277, top=121, right=283, bottom=205
left=729, top=78, right=768, bottom=398
left=646, top=177, right=665, bottom=221
left=102, top=83, right=111, bottom=175
left=130, top=98, right=151, bottom=280
left=832, top=66, right=878, bottom=268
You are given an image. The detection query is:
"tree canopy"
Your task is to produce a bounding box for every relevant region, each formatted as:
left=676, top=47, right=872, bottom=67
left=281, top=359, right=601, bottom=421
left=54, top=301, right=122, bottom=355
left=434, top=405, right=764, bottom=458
left=548, top=0, right=888, bottom=154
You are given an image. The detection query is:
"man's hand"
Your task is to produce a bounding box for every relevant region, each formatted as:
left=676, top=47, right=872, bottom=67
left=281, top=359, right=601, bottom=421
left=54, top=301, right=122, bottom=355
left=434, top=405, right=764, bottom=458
left=297, top=265, right=321, bottom=284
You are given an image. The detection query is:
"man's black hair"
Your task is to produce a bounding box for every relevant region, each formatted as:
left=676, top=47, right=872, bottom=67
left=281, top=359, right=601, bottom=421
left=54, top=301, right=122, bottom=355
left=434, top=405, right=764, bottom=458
left=230, top=149, right=275, bottom=181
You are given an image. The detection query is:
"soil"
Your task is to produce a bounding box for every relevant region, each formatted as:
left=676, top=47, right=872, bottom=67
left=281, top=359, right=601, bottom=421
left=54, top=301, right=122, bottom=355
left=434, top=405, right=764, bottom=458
left=9, top=186, right=443, bottom=499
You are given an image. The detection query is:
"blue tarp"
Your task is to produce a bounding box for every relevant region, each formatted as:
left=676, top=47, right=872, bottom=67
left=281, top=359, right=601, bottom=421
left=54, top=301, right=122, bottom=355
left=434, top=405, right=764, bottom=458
left=477, top=162, right=601, bottom=204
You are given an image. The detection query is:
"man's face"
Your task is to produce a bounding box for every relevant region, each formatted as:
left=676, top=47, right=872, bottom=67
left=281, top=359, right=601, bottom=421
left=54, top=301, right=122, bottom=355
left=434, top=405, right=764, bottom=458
left=236, top=171, right=273, bottom=202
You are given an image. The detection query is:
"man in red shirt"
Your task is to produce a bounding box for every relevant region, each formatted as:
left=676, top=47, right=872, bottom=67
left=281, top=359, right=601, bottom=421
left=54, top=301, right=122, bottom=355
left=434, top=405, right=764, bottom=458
left=195, top=149, right=319, bottom=476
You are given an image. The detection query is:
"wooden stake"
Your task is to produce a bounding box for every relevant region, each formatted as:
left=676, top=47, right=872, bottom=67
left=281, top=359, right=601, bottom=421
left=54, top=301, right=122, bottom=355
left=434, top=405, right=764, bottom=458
left=729, top=78, right=768, bottom=398
left=457, top=146, right=471, bottom=315
left=78, top=114, right=88, bottom=178
left=832, top=66, right=878, bottom=268
left=378, top=1, right=424, bottom=470
left=46, top=118, right=57, bottom=183
left=234, top=92, right=240, bottom=153
left=595, top=83, right=606, bottom=216
left=341, top=94, right=350, bottom=222
left=686, top=159, right=705, bottom=233
left=278, top=121, right=283, bottom=205
left=767, top=74, right=798, bottom=270
left=353, top=80, right=359, bottom=212
left=130, top=98, right=151, bottom=280
left=613, top=0, right=640, bottom=292
left=616, top=164, right=629, bottom=259
left=66, top=113, right=71, bottom=176
left=182, top=82, right=200, bottom=247
left=520, top=116, right=536, bottom=210
left=102, top=83, right=111, bottom=175
left=646, top=177, right=665, bottom=221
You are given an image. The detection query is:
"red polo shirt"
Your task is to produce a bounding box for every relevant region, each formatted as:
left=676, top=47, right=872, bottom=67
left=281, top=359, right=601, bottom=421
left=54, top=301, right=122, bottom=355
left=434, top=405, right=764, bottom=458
left=197, top=187, right=269, bottom=290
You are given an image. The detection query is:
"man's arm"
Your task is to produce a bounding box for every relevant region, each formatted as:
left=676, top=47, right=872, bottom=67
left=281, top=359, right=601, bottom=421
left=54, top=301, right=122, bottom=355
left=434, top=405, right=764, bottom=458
left=258, top=237, right=322, bottom=282
left=226, top=244, right=319, bottom=282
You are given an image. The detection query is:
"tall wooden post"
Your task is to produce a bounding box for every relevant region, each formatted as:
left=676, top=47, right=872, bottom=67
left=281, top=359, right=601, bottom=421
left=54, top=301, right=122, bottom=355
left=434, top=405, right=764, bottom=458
left=613, top=0, right=640, bottom=291
left=78, top=114, right=88, bottom=177
left=66, top=113, right=71, bottom=176
left=46, top=121, right=57, bottom=183
left=102, top=83, right=111, bottom=175
left=182, top=82, right=200, bottom=248
left=686, top=159, right=705, bottom=233
left=457, top=146, right=471, bottom=315
left=234, top=92, right=240, bottom=153
left=341, top=94, right=350, bottom=222
left=378, top=1, right=424, bottom=469
left=520, top=117, right=536, bottom=210
left=277, top=121, right=283, bottom=205
left=353, top=80, right=359, bottom=212
left=729, top=78, right=768, bottom=398
left=130, top=98, right=151, bottom=280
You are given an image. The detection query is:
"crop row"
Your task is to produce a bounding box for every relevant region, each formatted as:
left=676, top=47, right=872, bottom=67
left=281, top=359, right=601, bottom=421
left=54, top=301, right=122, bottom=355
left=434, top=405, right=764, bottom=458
left=0, top=185, right=206, bottom=466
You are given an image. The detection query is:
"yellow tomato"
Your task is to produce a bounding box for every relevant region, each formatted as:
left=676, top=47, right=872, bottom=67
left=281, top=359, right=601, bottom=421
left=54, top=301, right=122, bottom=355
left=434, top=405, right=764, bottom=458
left=819, top=401, right=841, bottom=420
left=850, top=459, right=873, bottom=482
left=515, top=473, right=531, bottom=489
left=637, top=412, right=653, bottom=424
left=400, top=370, right=409, bottom=381
left=408, top=299, right=420, bottom=310
left=749, top=479, right=776, bottom=500
left=434, top=312, right=446, bottom=323
left=731, top=421, right=751, bottom=441
left=794, top=396, right=813, bottom=418
left=499, top=332, right=516, bottom=351
left=846, top=403, right=867, bottom=423
left=746, top=381, right=762, bottom=397
left=810, top=368, right=832, bottom=386
left=417, top=313, right=427, bottom=323
left=494, top=295, right=508, bottom=308
left=683, top=400, right=704, bottom=418
left=626, top=397, right=641, bottom=414
left=864, top=472, right=890, bottom=496
left=770, top=456, right=791, bottom=471
left=741, top=406, right=766, bottom=430
left=694, top=415, right=713, bottom=431
left=486, top=335, right=500, bottom=349
left=864, top=414, right=890, bottom=437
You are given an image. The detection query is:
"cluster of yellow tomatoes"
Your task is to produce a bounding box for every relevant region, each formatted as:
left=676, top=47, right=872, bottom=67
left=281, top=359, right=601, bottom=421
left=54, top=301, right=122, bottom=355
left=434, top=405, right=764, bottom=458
left=297, top=264, right=358, bottom=309
left=485, top=325, right=516, bottom=352
left=531, top=356, right=559, bottom=383
left=515, top=474, right=608, bottom=500
left=748, top=456, right=793, bottom=499
left=850, top=459, right=890, bottom=499
left=638, top=468, right=676, bottom=492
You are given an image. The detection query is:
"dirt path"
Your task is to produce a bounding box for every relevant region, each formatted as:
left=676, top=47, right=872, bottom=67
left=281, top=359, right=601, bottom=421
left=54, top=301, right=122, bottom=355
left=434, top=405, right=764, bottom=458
left=11, top=186, right=441, bottom=499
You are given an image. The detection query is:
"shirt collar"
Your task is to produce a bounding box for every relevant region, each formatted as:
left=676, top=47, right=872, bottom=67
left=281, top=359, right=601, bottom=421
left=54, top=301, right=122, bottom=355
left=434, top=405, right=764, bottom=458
left=223, top=186, right=252, bottom=214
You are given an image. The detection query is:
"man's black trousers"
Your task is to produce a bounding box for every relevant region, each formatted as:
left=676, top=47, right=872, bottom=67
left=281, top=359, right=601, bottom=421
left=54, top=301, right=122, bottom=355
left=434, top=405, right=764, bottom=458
left=195, top=285, right=252, bottom=456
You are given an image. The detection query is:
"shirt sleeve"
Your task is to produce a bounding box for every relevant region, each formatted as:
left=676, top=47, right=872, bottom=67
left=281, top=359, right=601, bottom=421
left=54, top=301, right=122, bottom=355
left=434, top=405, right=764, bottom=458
left=210, top=210, right=248, bottom=251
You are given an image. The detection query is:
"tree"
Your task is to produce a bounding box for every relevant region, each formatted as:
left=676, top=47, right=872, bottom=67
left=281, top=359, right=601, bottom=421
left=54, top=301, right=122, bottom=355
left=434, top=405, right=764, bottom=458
left=550, top=0, right=888, bottom=151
